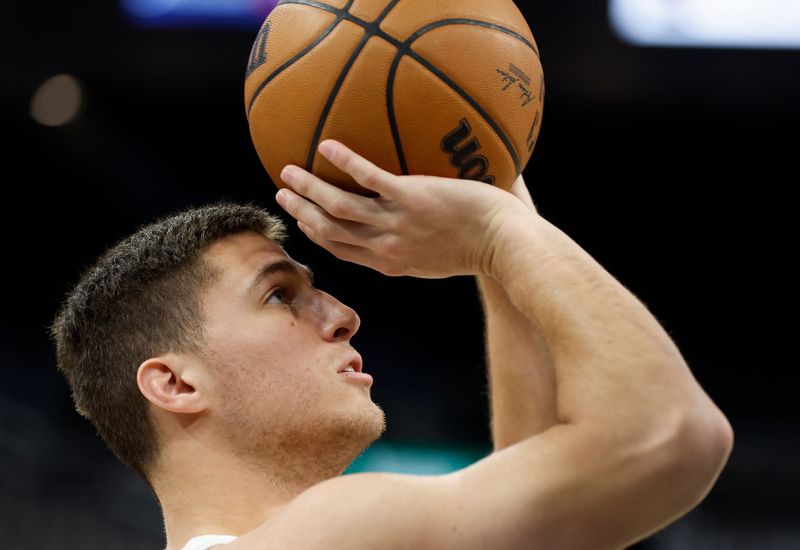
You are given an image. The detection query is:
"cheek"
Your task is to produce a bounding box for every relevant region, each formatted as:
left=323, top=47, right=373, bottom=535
left=210, top=320, right=323, bottom=393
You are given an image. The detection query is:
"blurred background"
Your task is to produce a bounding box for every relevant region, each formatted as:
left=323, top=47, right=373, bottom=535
left=2, top=0, right=796, bottom=548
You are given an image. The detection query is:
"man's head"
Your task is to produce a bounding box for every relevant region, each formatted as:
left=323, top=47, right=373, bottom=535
left=51, top=203, right=385, bottom=487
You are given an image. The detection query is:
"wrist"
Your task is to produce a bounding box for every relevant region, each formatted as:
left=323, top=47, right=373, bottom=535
left=482, top=209, right=549, bottom=282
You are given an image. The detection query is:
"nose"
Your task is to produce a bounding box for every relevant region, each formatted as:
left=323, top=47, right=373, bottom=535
left=318, top=290, right=361, bottom=342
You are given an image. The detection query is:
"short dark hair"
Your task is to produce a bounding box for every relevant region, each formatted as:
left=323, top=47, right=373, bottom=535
left=51, top=203, right=287, bottom=483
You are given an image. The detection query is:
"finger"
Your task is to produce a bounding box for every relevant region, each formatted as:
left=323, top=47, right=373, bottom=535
left=318, top=140, right=399, bottom=198
left=510, top=174, right=538, bottom=214
left=280, top=164, right=382, bottom=225
left=276, top=188, right=382, bottom=247
left=296, top=221, right=401, bottom=277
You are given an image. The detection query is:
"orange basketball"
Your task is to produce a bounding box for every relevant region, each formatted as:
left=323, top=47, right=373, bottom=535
left=244, top=0, right=544, bottom=194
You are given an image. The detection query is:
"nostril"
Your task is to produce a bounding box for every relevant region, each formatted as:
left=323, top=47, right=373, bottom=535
left=332, top=326, right=350, bottom=339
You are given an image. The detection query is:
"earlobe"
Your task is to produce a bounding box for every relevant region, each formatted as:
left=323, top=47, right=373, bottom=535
left=137, top=355, right=206, bottom=414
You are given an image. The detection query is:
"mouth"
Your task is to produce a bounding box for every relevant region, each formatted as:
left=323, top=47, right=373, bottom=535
left=337, top=353, right=363, bottom=374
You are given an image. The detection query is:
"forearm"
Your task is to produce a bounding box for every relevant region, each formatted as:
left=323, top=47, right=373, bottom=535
left=476, top=274, right=558, bottom=450
left=487, top=211, right=713, bottom=435
left=276, top=140, right=719, bottom=441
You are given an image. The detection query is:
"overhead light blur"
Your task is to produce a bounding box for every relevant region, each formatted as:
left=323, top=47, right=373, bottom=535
left=610, top=0, right=800, bottom=49
left=30, top=74, right=84, bottom=127
left=120, top=0, right=278, bottom=27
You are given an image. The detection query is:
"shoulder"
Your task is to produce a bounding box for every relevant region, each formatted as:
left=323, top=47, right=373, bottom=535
left=215, top=424, right=702, bottom=550
left=224, top=471, right=461, bottom=550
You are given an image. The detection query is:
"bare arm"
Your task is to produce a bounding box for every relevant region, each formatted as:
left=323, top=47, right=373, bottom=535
left=486, top=201, right=720, bottom=434
left=265, top=141, right=734, bottom=550
left=476, top=175, right=559, bottom=449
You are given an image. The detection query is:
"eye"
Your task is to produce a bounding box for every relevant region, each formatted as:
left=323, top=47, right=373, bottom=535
left=264, top=288, right=290, bottom=305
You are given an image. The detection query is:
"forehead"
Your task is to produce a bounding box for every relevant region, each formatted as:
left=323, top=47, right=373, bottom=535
left=198, top=231, right=301, bottom=341
left=201, top=231, right=316, bottom=302
left=203, top=230, right=288, bottom=277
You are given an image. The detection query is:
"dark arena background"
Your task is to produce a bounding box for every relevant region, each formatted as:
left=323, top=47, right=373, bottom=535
left=2, top=0, right=796, bottom=548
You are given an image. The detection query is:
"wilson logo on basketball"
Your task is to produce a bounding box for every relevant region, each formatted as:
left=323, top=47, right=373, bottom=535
left=441, top=119, right=496, bottom=185
left=246, top=21, right=272, bottom=78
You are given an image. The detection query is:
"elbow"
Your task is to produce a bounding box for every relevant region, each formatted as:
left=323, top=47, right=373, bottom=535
left=665, top=400, right=734, bottom=509
left=681, top=399, right=735, bottom=476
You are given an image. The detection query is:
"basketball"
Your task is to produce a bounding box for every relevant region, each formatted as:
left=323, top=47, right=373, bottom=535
left=244, top=0, right=544, bottom=194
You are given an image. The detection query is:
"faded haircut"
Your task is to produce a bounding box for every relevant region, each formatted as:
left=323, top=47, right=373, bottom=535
left=51, top=203, right=287, bottom=483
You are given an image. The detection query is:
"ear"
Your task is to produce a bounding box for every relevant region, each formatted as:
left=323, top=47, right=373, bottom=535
left=137, top=354, right=208, bottom=414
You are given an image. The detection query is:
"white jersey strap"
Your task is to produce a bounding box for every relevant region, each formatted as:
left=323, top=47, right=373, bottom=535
left=180, top=534, right=238, bottom=550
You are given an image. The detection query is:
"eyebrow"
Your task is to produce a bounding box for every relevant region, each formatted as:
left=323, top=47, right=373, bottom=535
left=247, top=259, right=315, bottom=296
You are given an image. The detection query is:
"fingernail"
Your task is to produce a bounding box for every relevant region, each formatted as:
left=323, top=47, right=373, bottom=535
left=281, top=166, right=295, bottom=184
left=275, top=189, right=288, bottom=205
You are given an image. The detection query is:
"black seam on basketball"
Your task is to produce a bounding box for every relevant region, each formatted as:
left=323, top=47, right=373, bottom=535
left=246, top=1, right=356, bottom=116
left=382, top=0, right=409, bottom=175
left=306, top=0, right=403, bottom=172
left=375, top=0, right=403, bottom=23
left=246, top=21, right=340, bottom=116
left=405, top=18, right=539, bottom=57
left=386, top=54, right=408, bottom=175
left=405, top=50, right=522, bottom=176
left=403, top=19, right=538, bottom=177
left=250, top=3, right=532, bottom=177
left=385, top=19, right=536, bottom=179
left=247, top=1, right=405, bottom=120
left=306, top=33, right=371, bottom=171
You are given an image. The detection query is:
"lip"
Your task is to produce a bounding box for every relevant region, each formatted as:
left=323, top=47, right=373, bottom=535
left=337, top=353, right=363, bottom=374
left=337, top=353, right=372, bottom=385
left=339, top=371, right=374, bottom=385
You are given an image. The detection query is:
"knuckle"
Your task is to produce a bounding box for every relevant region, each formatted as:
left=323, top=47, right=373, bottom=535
left=344, top=156, right=358, bottom=176
left=328, top=198, right=349, bottom=218
left=317, top=224, right=336, bottom=242
left=383, top=215, right=402, bottom=233
left=291, top=174, right=309, bottom=193
left=407, top=196, right=431, bottom=216
left=363, top=169, right=381, bottom=189
left=380, top=235, right=405, bottom=257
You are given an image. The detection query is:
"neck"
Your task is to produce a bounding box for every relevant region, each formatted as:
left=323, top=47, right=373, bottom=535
left=153, top=440, right=350, bottom=550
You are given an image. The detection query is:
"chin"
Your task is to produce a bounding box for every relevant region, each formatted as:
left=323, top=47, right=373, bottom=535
left=339, top=402, right=387, bottom=468
left=343, top=398, right=387, bottom=442
left=363, top=401, right=388, bottom=441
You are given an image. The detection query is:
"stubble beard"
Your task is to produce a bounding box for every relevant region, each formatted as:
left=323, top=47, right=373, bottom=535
left=228, top=395, right=388, bottom=489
